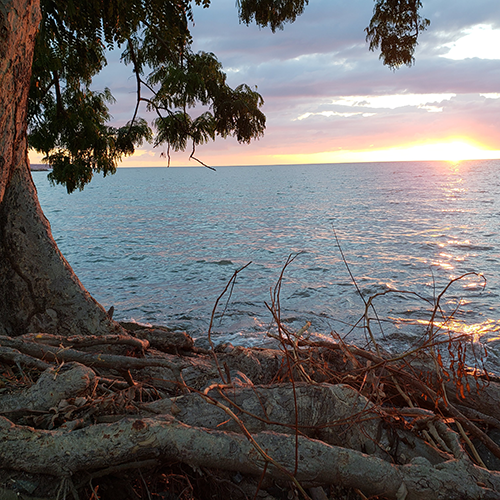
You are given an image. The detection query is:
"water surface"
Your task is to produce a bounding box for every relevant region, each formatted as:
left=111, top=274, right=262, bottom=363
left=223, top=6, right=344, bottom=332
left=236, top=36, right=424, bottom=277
left=33, top=161, right=500, bottom=370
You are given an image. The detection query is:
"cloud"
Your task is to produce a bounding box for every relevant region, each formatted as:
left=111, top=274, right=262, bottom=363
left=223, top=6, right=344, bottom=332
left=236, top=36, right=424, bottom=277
left=80, top=0, right=500, bottom=166
left=295, top=111, right=377, bottom=120
left=440, top=25, right=500, bottom=60
left=328, top=94, right=456, bottom=109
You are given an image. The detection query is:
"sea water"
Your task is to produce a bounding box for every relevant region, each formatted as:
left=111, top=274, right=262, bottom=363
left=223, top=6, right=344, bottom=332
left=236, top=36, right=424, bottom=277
left=32, top=161, right=500, bottom=370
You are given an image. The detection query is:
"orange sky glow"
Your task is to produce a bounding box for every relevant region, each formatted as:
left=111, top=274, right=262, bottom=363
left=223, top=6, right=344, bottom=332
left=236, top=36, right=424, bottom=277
left=28, top=1, right=500, bottom=169
left=29, top=136, right=500, bottom=168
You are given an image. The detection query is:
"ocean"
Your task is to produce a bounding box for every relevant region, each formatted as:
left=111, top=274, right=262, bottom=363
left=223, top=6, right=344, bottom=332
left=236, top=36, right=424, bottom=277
left=32, top=161, right=500, bottom=371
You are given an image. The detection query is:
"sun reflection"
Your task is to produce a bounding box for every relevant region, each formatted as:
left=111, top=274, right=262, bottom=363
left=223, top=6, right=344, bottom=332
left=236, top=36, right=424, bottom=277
left=400, top=318, right=500, bottom=343
left=462, top=281, right=485, bottom=289
left=439, top=252, right=453, bottom=259
left=438, top=319, right=498, bottom=342
left=431, top=260, right=454, bottom=270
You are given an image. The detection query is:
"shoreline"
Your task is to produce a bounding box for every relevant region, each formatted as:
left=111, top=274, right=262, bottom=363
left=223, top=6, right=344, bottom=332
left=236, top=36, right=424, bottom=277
left=30, top=164, right=51, bottom=171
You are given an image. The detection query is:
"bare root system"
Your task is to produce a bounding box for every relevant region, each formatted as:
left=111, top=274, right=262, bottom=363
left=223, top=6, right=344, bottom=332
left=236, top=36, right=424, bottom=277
left=1, top=260, right=500, bottom=500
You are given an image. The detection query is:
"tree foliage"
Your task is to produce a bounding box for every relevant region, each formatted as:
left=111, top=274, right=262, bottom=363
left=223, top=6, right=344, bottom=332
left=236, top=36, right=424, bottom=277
left=236, top=0, right=309, bottom=32
left=366, top=0, right=430, bottom=69
left=27, top=0, right=430, bottom=193
left=28, top=0, right=270, bottom=192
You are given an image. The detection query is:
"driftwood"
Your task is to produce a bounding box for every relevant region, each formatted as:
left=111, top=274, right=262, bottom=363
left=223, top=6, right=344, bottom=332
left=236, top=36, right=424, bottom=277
left=1, top=323, right=500, bottom=500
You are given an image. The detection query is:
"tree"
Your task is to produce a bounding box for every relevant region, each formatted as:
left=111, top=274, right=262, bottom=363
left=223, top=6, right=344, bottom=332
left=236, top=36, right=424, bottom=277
left=0, top=0, right=430, bottom=338
left=365, top=0, right=430, bottom=69
left=12, top=2, right=493, bottom=500
left=27, top=0, right=270, bottom=192
left=0, top=0, right=302, bottom=337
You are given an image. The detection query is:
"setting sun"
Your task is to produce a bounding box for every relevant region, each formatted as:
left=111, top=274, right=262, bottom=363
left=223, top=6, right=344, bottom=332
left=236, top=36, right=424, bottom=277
left=269, top=138, right=500, bottom=166
left=344, top=139, right=500, bottom=164
left=385, top=139, right=500, bottom=163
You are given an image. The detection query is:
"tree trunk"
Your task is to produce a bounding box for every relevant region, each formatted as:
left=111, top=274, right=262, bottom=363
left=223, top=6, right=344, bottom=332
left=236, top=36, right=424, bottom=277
left=3, top=3, right=500, bottom=499
left=0, top=0, right=119, bottom=337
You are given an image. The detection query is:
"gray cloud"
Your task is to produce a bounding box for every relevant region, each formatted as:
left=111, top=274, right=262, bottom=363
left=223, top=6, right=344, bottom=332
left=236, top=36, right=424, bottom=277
left=87, top=0, right=500, bottom=164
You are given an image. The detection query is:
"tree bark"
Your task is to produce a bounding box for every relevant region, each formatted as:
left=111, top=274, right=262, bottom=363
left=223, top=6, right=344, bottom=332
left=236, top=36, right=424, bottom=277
left=1, top=413, right=499, bottom=500
left=0, top=0, right=119, bottom=337
left=2, top=332, right=500, bottom=499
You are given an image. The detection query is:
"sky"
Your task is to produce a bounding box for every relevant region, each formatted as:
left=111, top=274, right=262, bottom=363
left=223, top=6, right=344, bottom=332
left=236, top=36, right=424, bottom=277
left=30, top=0, right=500, bottom=167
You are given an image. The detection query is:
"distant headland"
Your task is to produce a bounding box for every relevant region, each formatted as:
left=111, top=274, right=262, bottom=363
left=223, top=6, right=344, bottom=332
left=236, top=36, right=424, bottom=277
left=30, top=164, right=51, bottom=171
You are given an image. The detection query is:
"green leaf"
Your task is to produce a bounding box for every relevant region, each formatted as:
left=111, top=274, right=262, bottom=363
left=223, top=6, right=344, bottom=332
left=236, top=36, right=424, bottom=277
left=365, top=0, right=430, bottom=69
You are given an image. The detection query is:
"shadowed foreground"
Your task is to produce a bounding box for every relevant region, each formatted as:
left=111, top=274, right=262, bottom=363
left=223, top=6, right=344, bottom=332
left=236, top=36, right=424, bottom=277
left=1, top=307, right=500, bottom=500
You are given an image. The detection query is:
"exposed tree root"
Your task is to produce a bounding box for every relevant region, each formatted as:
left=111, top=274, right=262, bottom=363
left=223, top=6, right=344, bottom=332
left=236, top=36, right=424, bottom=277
left=1, top=321, right=500, bottom=500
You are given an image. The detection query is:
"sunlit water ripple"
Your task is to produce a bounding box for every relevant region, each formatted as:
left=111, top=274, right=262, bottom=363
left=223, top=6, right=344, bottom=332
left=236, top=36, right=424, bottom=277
left=33, top=161, right=500, bottom=372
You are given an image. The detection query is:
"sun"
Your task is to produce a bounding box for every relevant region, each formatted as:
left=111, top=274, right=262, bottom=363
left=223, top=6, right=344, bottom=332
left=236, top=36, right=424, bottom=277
left=270, top=138, right=500, bottom=166
left=410, top=140, right=491, bottom=163
left=369, top=139, right=500, bottom=164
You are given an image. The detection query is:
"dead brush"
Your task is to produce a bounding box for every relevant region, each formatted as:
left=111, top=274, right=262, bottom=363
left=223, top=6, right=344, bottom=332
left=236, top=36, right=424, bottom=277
left=2, top=257, right=500, bottom=499
left=261, top=251, right=497, bottom=469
